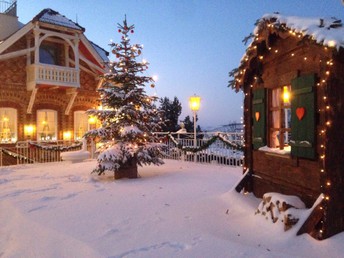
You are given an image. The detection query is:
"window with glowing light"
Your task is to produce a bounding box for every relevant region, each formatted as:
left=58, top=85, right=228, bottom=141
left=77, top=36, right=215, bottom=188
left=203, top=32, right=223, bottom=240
left=0, top=108, right=17, bottom=143
left=74, top=111, right=88, bottom=140
left=37, top=110, right=57, bottom=141
left=269, top=85, right=291, bottom=150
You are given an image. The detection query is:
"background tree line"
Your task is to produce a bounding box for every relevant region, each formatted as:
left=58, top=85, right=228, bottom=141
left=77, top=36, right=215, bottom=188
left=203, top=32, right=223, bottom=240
left=158, top=96, right=201, bottom=133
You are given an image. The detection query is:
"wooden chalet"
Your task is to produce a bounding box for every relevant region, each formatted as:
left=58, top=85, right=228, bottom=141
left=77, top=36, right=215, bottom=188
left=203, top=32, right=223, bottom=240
left=0, top=1, right=108, bottom=146
left=231, top=13, right=344, bottom=239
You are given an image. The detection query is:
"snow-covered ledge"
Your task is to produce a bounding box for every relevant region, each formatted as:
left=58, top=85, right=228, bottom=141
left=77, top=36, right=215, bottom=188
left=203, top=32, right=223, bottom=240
left=258, top=146, right=291, bottom=155
left=60, top=138, right=90, bottom=163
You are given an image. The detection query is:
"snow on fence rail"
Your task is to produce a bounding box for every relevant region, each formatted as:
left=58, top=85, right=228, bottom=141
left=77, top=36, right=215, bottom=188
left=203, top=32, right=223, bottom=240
left=154, top=132, right=244, bottom=167
left=0, top=141, right=83, bottom=166
left=0, top=132, right=244, bottom=167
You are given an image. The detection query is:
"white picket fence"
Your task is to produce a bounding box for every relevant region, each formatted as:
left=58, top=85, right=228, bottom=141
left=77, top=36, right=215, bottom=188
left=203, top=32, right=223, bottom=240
left=0, top=132, right=244, bottom=167
left=155, top=132, right=244, bottom=167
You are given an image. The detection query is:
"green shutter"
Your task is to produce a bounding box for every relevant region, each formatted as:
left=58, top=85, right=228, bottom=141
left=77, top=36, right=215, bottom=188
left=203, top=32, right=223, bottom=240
left=252, top=88, right=266, bottom=149
left=290, top=74, right=316, bottom=159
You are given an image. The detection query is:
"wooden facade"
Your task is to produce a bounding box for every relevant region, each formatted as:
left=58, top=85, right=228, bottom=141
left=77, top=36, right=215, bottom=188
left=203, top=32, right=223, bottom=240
left=232, top=14, right=344, bottom=239
left=0, top=3, right=108, bottom=146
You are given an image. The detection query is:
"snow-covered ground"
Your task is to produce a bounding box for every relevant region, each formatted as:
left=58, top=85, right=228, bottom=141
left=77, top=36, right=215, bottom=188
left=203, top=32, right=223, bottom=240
left=1, top=160, right=343, bottom=258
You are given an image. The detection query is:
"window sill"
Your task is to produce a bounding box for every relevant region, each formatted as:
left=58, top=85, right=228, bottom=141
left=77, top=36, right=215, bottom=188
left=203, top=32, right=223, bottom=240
left=258, top=146, right=291, bottom=159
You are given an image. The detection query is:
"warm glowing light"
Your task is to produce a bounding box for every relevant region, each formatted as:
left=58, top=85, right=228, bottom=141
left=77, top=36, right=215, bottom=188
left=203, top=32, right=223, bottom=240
left=2, top=116, right=9, bottom=122
left=283, top=86, right=290, bottom=103
left=327, top=40, right=336, bottom=48
left=88, top=116, right=97, bottom=125
left=189, top=95, right=201, bottom=112
left=63, top=131, right=72, bottom=140
left=24, top=125, right=34, bottom=135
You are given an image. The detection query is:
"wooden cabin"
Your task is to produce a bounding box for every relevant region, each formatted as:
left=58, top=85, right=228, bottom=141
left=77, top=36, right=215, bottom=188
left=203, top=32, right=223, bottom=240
left=0, top=1, right=108, bottom=147
left=231, top=13, right=344, bottom=239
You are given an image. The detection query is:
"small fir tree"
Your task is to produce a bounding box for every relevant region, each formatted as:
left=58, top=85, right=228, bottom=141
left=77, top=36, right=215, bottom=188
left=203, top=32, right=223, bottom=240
left=85, top=17, right=165, bottom=179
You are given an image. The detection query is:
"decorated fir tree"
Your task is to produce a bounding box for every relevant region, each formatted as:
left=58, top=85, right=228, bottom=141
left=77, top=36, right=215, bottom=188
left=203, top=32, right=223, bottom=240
left=85, top=17, right=165, bottom=179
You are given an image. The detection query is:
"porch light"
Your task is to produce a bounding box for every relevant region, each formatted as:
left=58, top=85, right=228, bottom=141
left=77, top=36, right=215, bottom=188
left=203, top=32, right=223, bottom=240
left=24, top=124, right=34, bottom=139
left=283, top=86, right=290, bottom=103
left=63, top=131, right=72, bottom=141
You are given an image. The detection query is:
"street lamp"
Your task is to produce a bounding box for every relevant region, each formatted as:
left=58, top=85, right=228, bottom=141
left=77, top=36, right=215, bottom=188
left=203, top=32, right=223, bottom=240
left=189, top=95, right=201, bottom=155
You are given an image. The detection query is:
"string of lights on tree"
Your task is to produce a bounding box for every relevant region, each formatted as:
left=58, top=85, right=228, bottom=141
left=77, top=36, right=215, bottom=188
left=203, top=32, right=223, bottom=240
left=229, top=15, right=340, bottom=239
left=84, top=17, right=165, bottom=175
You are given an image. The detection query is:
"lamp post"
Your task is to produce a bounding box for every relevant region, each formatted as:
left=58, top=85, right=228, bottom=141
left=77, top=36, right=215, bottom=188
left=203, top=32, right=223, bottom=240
left=189, top=95, right=201, bottom=160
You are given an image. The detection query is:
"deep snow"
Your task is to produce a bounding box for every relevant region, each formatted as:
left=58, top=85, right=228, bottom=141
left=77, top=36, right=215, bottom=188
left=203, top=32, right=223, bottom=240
left=1, top=160, right=344, bottom=258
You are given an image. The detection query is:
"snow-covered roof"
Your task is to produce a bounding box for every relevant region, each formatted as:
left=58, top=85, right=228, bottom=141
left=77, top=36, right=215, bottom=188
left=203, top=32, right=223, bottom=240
left=258, top=13, right=344, bottom=50
left=32, top=8, right=85, bottom=32
left=230, top=13, right=344, bottom=90
left=91, top=41, right=109, bottom=62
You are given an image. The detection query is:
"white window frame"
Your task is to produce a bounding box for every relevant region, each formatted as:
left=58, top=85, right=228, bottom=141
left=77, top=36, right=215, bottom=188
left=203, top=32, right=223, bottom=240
left=37, top=109, right=57, bottom=141
left=0, top=108, right=17, bottom=143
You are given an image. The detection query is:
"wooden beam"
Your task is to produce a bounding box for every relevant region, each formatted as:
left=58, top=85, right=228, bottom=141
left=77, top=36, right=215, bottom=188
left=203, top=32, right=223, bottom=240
left=0, top=23, right=34, bottom=54
left=79, top=53, right=106, bottom=74
left=0, top=47, right=34, bottom=61
left=65, top=90, right=78, bottom=115
left=27, top=88, right=38, bottom=114
left=297, top=194, right=324, bottom=237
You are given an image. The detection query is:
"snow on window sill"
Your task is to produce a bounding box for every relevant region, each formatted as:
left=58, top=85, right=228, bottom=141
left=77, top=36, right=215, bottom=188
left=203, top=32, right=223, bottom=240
left=258, top=145, right=291, bottom=156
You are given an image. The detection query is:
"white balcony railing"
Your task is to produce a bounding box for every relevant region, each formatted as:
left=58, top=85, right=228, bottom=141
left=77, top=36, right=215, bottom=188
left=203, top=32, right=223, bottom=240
left=26, top=64, right=80, bottom=90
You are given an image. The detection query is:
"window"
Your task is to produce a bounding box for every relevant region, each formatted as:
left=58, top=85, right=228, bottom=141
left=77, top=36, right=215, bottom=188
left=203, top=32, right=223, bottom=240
left=39, top=44, right=59, bottom=65
left=37, top=110, right=57, bottom=141
left=74, top=111, right=89, bottom=140
left=0, top=108, right=17, bottom=143
left=74, top=111, right=100, bottom=140
left=269, top=86, right=291, bottom=150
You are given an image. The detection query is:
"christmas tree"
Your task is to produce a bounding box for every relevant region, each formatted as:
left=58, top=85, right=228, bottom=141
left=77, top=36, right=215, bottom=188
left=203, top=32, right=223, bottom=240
left=85, top=17, right=165, bottom=179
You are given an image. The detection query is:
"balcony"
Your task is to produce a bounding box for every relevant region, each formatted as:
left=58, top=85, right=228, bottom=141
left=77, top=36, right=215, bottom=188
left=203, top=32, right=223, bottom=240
left=26, top=64, right=80, bottom=90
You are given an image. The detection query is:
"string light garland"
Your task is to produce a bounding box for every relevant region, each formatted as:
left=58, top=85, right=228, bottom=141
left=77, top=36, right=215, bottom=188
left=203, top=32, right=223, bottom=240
left=28, top=141, right=82, bottom=151
left=166, top=133, right=244, bottom=153
left=227, top=13, right=344, bottom=239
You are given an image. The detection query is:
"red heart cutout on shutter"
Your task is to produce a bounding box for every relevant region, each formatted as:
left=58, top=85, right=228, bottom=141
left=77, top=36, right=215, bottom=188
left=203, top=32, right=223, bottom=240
left=255, top=112, right=260, bottom=121
left=296, top=107, right=305, bottom=120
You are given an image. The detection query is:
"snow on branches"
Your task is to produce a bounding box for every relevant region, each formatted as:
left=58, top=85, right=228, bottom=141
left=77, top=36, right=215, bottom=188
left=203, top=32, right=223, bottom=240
left=85, top=17, right=165, bottom=177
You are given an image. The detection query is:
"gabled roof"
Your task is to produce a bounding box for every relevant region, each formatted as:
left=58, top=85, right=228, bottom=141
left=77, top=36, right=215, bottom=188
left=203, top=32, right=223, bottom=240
left=0, top=8, right=109, bottom=72
left=32, top=8, right=85, bottom=32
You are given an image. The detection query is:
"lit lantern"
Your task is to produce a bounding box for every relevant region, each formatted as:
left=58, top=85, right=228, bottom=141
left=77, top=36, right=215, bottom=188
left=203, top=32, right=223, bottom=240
left=189, top=95, right=201, bottom=112
left=283, top=86, right=290, bottom=103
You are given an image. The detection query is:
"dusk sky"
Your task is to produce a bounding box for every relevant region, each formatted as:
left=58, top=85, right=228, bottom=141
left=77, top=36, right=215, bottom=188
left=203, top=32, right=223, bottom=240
left=19, top=0, right=344, bottom=128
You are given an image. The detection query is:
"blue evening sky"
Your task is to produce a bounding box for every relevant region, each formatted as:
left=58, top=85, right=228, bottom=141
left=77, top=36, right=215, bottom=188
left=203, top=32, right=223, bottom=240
left=18, top=0, right=344, bottom=128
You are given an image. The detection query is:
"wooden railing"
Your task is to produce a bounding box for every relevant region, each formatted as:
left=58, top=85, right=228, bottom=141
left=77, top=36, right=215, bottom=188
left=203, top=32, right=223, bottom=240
left=26, top=64, right=80, bottom=90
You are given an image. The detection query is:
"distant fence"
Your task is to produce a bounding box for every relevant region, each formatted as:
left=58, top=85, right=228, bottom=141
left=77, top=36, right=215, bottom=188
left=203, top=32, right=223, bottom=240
left=155, top=132, right=244, bottom=167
